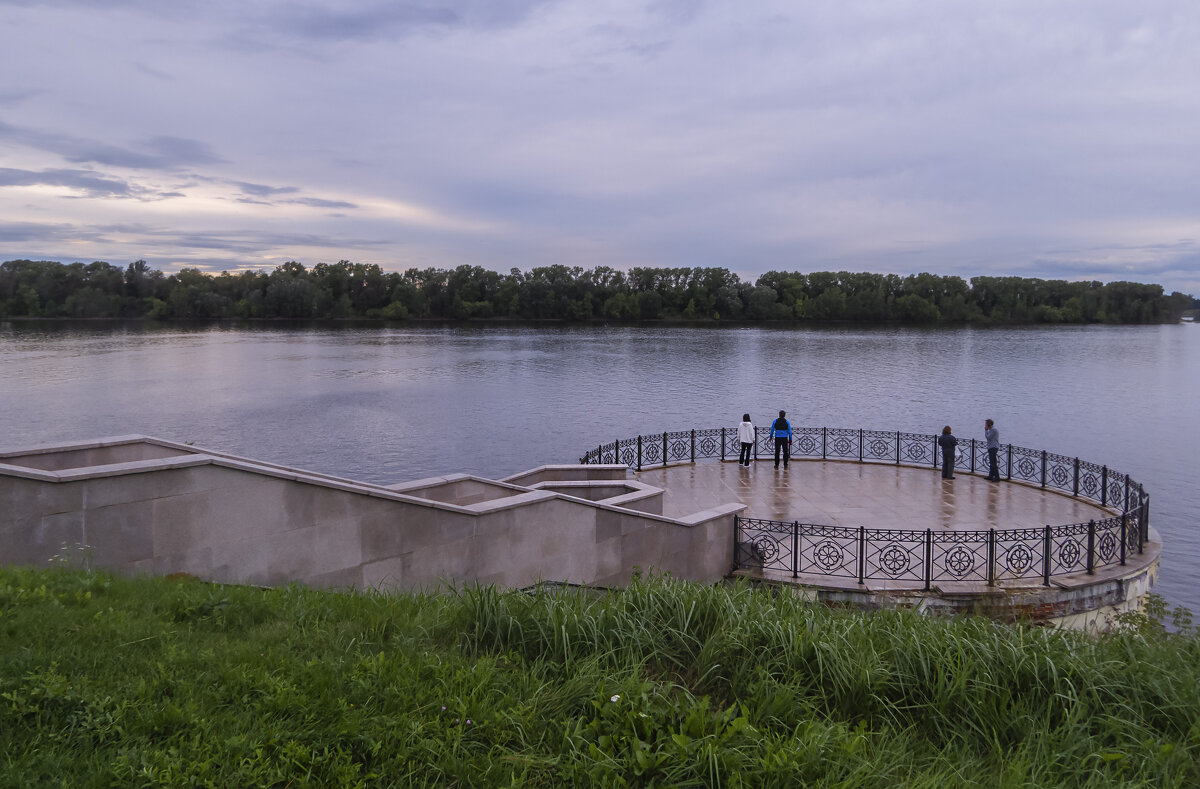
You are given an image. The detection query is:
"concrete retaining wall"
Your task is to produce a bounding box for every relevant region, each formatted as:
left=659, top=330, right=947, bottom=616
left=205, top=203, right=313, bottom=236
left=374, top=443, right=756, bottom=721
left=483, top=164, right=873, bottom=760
left=0, top=437, right=742, bottom=592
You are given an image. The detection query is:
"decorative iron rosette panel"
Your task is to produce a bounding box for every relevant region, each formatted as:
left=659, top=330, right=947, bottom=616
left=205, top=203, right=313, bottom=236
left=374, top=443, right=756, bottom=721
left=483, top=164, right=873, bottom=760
left=668, top=432, right=690, bottom=462
left=862, top=431, right=895, bottom=461
left=756, top=430, right=773, bottom=455
left=1078, top=461, right=1104, bottom=501
left=1108, top=479, right=1127, bottom=509
left=1045, top=452, right=1074, bottom=492
left=932, top=532, right=988, bottom=581
left=694, top=428, right=723, bottom=460
left=736, top=518, right=795, bottom=573
left=1010, top=447, right=1040, bottom=483
left=794, top=427, right=821, bottom=457
left=899, top=432, right=932, bottom=465
left=826, top=428, right=859, bottom=459
left=1048, top=522, right=1088, bottom=573
left=799, top=524, right=859, bottom=578
left=864, top=528, right=924, bottom=582
left=620, top=446, right=637, bottom=468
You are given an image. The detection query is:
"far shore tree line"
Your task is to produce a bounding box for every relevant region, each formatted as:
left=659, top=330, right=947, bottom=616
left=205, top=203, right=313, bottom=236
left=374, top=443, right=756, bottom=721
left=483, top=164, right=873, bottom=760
left=1, top=258, right=1195, bottom=324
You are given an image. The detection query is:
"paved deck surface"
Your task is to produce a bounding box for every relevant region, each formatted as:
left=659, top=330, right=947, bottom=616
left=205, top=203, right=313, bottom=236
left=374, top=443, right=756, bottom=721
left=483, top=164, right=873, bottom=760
left=636, top=460, right=1112, bottom=529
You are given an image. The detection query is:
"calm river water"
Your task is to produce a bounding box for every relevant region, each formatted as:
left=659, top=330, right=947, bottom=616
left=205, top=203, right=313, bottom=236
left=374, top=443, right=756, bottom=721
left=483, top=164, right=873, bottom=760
left=2, top=322, right=1197, bottom=609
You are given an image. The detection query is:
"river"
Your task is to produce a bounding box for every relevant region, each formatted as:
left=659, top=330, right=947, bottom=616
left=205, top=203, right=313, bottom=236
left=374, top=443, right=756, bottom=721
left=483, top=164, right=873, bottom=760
left=2, top=321, right=1197, bottom=610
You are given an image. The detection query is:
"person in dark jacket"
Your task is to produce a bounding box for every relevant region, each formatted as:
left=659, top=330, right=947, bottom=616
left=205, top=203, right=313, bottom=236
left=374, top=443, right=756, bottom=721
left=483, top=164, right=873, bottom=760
left=772, top=410, right=792, bottom=469
left=937, top=425, right=958, bottom=479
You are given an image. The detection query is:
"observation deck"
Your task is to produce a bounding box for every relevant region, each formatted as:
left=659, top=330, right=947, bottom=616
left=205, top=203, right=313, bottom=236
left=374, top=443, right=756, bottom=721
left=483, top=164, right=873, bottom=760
left=583, top=427, right=1161, bottom=628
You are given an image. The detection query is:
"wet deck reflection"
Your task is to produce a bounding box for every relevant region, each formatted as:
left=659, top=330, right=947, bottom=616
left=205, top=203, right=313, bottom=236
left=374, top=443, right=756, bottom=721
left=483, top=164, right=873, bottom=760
left=636, top=460, right=1112, bottom=529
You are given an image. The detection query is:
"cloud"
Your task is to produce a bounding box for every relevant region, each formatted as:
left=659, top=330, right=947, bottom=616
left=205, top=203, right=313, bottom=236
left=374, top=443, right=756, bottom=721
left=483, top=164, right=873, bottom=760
left=0, top=121, right=224, bottom=170
left=2, top=1, right=1199, bottom=296
left=232, top=180, right=300, bottom=197
left=284, top=196, right=357, bottom=209
left=0, top=167, right=134, bottom=198
left=241, top=0, right=553, bottom=44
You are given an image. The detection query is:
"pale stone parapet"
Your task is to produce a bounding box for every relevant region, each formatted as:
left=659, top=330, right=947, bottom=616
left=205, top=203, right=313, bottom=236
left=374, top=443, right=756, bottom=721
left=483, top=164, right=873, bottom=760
left=0, top=436, right=744, bottom=592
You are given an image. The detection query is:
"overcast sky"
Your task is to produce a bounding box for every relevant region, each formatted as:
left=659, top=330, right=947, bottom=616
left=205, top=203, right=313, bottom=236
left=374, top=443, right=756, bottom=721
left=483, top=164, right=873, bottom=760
left=2, top=1, right=1198, bottom=294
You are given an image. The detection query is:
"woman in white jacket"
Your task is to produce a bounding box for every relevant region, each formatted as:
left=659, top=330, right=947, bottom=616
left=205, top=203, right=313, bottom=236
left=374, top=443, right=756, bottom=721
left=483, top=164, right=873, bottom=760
left=737, top=414, right=755, bottom=466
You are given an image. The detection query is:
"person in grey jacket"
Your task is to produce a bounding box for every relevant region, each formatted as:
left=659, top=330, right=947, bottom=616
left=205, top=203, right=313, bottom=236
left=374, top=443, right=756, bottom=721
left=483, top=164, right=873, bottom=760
left=937, top=426, right=958, bottom=479
left=737, top=414, right=754, bottom=466
left=985, top=419, right=1001, bottom=481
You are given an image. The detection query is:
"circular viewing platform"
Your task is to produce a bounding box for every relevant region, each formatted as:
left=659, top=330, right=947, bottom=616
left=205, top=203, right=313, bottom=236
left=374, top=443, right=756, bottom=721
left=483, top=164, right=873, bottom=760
left=583, top=427, right=1160, bottom=628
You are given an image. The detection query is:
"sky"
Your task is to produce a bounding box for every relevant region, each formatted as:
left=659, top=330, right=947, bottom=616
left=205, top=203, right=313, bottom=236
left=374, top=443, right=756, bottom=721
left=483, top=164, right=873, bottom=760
left=1, top=0, right=1199, bottom=295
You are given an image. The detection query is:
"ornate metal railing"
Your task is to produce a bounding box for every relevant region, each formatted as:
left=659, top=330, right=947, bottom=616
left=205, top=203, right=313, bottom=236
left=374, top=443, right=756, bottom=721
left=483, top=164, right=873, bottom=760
left=580, top=426, right=1150, bottom=588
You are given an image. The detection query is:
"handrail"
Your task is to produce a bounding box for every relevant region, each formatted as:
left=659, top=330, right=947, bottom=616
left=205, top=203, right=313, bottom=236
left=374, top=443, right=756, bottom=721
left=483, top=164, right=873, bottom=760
left=580, top=426, right=1150, bottom=587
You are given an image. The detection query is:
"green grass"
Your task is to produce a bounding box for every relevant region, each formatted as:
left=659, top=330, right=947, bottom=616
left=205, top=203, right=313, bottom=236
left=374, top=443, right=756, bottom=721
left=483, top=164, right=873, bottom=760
left=1, top=567, right=1197, bottom=787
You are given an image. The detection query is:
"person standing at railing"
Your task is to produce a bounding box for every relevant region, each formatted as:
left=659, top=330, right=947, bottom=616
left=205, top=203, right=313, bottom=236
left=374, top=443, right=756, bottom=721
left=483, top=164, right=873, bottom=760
left=937, top=426, right=958, bottom=479
left=772, top=410, right=792, bottom=469
left=985, top=419, right=1001, bottom=481
left=738, top=414, right=755, bottom=466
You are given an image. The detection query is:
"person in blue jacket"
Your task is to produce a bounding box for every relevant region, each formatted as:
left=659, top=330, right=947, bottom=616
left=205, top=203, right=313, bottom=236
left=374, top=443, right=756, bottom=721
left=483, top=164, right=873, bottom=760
left=772, top=410, right=792, bottom=469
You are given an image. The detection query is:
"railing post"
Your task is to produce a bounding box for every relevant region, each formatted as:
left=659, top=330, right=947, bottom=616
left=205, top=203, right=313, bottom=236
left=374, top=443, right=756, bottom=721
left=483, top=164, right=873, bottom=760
left=733, top=515, right=740, bottom=569
left=1120, top=511, right=1127, bottom=566
left=792, top=521, right=799, bottom=578
left=1040, top=450, right=1047, bottom=487
left=1123, top=474, right=1130, bottom=514
left=987, top=528, right=996, bottom=586
left=923, top=529, right=932, bottom=591
left=637, top=435, right=643, bottom=470
left=859, top=429, right=864, bottom=462
left=597, top=444, right=603, bottom=463
left=933, top=435, right=939, bottom=468
left=822, top=427, right=827, bottom=460
left=1006, top=445, right=1012, bottom=480
left=1139, top=497, right=1148, bottom=553
left=1042, top=525, right=1052, bottom=586
left=690, top=429, right=695, bottom=463
left=1101, top=466, right=1108, bottom=507
left=970, top=439, right=976, bottom=473
left=614, top=439, right=620, bottom=465
left=662, top=432, right=667, bottom=466
left=895, top=432, right=900, bottom=465
left=753, top=427, right=758, bottom=462
left=1086, top=520, right=1096, bottom=575
left=720, top=428, right=725, bottom=462
left=1073, top=458, right=1080, bottom=496
left=857, top=526, right=866, bottom=584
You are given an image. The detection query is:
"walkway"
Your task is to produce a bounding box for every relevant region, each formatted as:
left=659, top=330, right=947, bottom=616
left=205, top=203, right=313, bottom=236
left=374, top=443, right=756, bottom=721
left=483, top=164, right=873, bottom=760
left=635, top=459, right=1113, bottom=528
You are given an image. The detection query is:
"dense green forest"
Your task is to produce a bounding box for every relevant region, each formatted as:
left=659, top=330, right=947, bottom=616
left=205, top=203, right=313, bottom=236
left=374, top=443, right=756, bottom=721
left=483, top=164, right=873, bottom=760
left=1, top=258, right=1195, bottom=323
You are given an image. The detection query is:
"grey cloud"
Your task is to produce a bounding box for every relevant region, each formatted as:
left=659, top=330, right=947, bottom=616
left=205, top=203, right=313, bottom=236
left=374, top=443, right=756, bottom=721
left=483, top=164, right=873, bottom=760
left=241, top=0, right=552, bottom=44
left=0, top=167, right=134, bottom=198
left=0, top=221, right=78, bottom=243
left=284, top=197, right=357, bottom=209
left=131, top=61, right=175, bottom=81
left=0, top=89, right=44, bottom=106
left=0, top=121, right=224, bottom=170
left=1031, top=249, right=1200, bottom=281
left=232, top=180, right=300, bottom=197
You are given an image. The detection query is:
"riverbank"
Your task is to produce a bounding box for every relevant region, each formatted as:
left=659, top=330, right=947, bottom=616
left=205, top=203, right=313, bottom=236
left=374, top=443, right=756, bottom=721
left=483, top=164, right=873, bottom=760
left=2, top=568, right=1196, bottom=786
